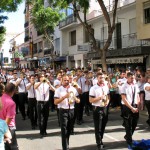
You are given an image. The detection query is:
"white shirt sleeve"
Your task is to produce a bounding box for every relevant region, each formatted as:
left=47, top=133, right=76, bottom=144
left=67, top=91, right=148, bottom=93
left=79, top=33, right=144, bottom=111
left=89, top=86, right=95, bottom=97
left=54, top=88, right=60, bottom=98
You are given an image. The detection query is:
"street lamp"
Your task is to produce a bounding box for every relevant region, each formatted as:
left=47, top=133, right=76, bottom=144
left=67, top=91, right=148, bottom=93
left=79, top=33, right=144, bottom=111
left=0, top=48, right=4, bottom=69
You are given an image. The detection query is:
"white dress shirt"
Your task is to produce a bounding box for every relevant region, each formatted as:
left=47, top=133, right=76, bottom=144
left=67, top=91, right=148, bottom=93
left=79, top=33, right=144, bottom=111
left=89, top=84, right=109, bottom=107
left=54, top=86, right=78, bottom=109
left=35, top=82, right=50, bottom=101
left=26, top=83, right=36, bottom=98
left=144, top=83, right=150, bottom=101
left=16, top=78, right=28, bottom=93
left=121, top=82, right=139, bottom=105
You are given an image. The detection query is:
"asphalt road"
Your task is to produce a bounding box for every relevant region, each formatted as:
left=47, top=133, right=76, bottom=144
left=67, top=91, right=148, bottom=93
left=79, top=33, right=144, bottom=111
left=16, top=108, right=150, bottom=150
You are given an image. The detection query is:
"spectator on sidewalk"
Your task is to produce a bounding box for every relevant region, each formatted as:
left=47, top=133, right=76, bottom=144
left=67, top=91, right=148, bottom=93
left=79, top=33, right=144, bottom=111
left=0, top=83, right=19, bottom=150
left=144, top=75, right=150, bottom=126
left=0, top=85, right=12, bottom=150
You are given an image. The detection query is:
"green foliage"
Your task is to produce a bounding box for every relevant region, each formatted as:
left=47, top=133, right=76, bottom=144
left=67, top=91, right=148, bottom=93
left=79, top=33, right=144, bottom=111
left=30, top=0, right=63, bottom=37
left=0, top=0, right=23, bottom=46
left=0, top=0, right=23, bottom=12
left=0, top=26, right=6, bottom=46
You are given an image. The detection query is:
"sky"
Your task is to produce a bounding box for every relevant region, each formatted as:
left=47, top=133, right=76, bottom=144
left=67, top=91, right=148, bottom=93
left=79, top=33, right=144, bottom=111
left=1, top=1, right=25, bottom=59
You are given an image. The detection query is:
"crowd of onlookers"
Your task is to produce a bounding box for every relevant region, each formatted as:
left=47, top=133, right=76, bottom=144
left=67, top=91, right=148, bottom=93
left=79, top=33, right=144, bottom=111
left=0, top=66, right=150, bottom=150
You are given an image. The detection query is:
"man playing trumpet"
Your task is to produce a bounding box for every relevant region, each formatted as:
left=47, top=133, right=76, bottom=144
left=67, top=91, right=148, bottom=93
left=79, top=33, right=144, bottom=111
left=89, top=73, right=110, bottom=150
left=54, top=75, right=80, bottom=150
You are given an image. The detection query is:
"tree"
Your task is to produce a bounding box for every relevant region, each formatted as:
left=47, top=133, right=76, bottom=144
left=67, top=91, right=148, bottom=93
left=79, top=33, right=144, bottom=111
left=54, top=0, right=118, bottom=72
left=27, top=0, right=63, bottom=69
left=0, top=0, right=23, bottom=46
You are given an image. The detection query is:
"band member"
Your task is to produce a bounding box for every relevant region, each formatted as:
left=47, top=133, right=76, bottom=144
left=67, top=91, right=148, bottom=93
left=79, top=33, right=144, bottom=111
left=54, top=72, right=62, bottom=126
left=89, top=73, right=110, bottom=150
left=144, top=75, right=150, bottom=126
left=26, top=75, right=37, bottom=129
left=16, top=73, right=29, bottom=120
left=34, top=74, right=51, bottom=137
left=73, top=69, right=86, bottom=125
left=54, top=75, right=80, bottom=150
left=121, top=72, right=140, bottom=146
left=68, top=73, right=81, bottom=135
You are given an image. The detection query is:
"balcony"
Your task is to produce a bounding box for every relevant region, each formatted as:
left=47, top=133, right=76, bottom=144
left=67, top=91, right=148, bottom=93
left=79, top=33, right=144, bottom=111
left=87, top=33, right=150, bottom=59
left=44, top=49, right=52, bottom=55
left=99, top=33, right=150, bottom=50
left=59, top=14, right=77, bottom=29
left=24, top=21, right=29, bottom=28
left=24, top=35, right=30, bottom=42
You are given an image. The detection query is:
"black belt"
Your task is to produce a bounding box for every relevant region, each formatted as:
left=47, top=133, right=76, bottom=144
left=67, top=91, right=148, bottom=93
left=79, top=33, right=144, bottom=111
left=60, top=108, right=74, bottom=111
left=92, top=106, right=104, bottom=110
left=37, top=101, right=48, bottom=104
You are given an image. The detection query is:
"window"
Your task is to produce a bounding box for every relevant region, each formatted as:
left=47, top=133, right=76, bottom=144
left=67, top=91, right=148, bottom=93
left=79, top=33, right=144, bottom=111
left=55, top=38, right=60, bottom=54
left=101, top=26, right=107, bottom=40
left=84, top=28, right=90, bottom=43
left=70, top=30, right=76, bottom=46
left=143, top=1, right=150, bottom=24
left=129, top=18, right=136, bottom=34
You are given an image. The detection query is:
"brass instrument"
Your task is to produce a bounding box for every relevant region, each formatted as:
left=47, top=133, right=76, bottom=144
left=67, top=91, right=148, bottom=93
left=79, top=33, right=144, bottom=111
left=100, top=88, right=108, bottom=107
left=68, top=91, right=75, bottom=104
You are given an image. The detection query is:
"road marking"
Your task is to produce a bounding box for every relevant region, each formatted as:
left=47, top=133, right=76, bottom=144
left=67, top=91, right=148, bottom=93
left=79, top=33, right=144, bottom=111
left=104, top=133, right=120, bottom=142
left=83, top=124, right=120, bottom=142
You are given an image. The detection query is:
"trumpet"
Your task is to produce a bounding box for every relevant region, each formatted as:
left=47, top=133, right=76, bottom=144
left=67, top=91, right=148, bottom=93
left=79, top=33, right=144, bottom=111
left=68, top=91, right=75, bottom=104
left=72, top=81, right=78, bottom=87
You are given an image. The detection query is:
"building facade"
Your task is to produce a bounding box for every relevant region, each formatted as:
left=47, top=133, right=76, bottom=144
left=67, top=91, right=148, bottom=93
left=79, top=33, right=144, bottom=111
left=136, top=0, right=150, bottom=69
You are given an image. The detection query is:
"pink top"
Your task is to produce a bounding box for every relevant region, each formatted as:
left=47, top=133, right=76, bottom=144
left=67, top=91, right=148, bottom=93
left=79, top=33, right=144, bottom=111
left=0, top=94, right=16, bottom=127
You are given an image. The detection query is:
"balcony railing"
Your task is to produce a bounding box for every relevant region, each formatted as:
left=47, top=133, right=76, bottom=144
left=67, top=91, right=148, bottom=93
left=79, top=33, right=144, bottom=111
left=59, top=14, right=77, bottom=28
left=24, top=21, right=29, bottom=28
left=99, top=33, right=150, bottom=50
left=44, top=49, right=52, bottom=55
left=98, top=0, right=136, bottom=15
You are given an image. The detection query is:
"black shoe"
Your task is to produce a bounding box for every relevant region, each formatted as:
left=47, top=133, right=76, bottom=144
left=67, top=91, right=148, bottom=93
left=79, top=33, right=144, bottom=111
left=100, top=141, right=104, bottom=149
left=77, top=121, right=82, bottom=125
left=124, top=135, right=127, bottom=141
left=22, top=116, right=26, bottom=120
left=146, top=120, right=150, bottom=126
left=32, top=126, right=35, bottom=130
left=70, top=130, right=75, bottom=135
left=44, top=132, right=48, bottom=136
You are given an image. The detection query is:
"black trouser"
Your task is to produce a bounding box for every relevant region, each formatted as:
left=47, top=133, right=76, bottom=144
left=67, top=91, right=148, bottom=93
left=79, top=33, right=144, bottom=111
left=5, top=128, right=19, bottom=150
left=122, top=105, right=139, bottom=145
left=59, top=108, right=74, bottom=150
left=49, top=90, right=55, bottom=111
left=93, top=106, right=108, bottom=147
left=18, top=93, right=28, bottom=118
left=12, top=93, right=19, bottom=113
left=76, top=94, right=85, bottom=123
left=37, top=101, right=49, bottom=134
left=28, top=98, right=37, bottom=127
left=83, top=92, right=91, bottom=115
left=145, top=100, right=150, bottom=122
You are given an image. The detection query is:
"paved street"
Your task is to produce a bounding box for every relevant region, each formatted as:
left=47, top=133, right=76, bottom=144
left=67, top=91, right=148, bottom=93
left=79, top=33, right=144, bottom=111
left=16, top=108, right=150, bottom=150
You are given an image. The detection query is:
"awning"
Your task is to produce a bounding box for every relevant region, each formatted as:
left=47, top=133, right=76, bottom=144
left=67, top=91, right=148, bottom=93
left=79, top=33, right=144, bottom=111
left=91, top=56, right=143, bottom=65
left=27, top=57, right=38, bottom=61
left=54, top=56, right=66, bottom=62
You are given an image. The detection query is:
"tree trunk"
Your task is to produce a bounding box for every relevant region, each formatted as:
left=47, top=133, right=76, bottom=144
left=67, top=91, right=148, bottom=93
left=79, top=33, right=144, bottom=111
left=101, top=49, right=107, bottom=73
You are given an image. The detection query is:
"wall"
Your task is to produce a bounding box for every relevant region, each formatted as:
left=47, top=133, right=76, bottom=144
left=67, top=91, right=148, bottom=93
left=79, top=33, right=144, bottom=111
left=136, top=0, right=150, bottom=40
